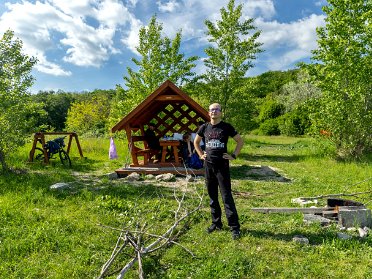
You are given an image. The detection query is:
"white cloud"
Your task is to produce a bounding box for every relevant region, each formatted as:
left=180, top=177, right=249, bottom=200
left=120, top=16, right=143, bottom=55
left=156, top=0, right=275, bottom=45
left=0, top=0, right=136, bottom=75
left=255, top=14, right=325, bottom=70
left=315, top=0, right=328, bottom=7
left=35, top=54, right=72, bottom=76
left=157, top=0, right=180, bottom=13
left=124, top=0, right=139, bottom=8
left=243, top=0, right=275, bottom=19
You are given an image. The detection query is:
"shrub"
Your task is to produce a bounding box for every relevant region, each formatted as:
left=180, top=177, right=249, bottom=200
left=258, top=99, right=285, bottom=122
left=258, top=118, right=280, bottom=135
left=278, top=109, right=310, bottom=136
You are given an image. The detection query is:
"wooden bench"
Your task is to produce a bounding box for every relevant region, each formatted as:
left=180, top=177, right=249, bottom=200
left=129, top=136, right=159, bottom=166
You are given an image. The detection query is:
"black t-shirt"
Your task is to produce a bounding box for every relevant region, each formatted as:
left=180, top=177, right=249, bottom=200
left=197, top=121, right=238, bottom=163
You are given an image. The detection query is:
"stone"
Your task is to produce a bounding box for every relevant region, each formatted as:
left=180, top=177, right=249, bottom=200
left=125, top=172, right=141, bottom=181
left=292, top=235, right=309, bottom=245
left=292, top=198, right=318, bottom=207
left=50, top=182, right=70, bottom=190
left=337, top=232, right=352, bottom=240
left=358, top=227, right=369, bottom=238
left=185, top=175, right=195, bottom=182
left=155, top=173, right=175, bottom=182
left=144, top=174, right=155, bottom=180
left=107, top=172, right=118, bottom=180
left=338, top=208, right=372, bottom=228
left=303, top=214, right=333, bottom=226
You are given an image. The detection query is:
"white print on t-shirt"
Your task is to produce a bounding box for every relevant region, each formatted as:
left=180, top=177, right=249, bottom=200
left=206, top=139, right=225, bottom=149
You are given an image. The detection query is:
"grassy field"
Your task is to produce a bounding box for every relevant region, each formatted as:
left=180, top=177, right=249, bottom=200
left=0, top=135, right=371, bottom=278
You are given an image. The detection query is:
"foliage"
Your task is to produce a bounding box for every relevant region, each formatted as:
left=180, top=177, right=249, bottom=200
left=30, top=89, right=115, bottom=133
left=65, top=94, right=111, bottom=137
left=0, top=30, right=41, bottom=171
left=306, top=0, right=372, bottom=158
left=31, top=90, right=75, bottom=131
left=276, top=69, right=322, bottom=113
left=248, top=69, right=299, bottom=98
left=162, top=32, right=199, bottom=85
left=228, top=84, right=259, bottom=133
left=111, top=16, right=198, bottom=126
left=258, top=98, right=284, bottom=123
left=278, top=109, right=311, bottom=136
left=202, top=0, right=263, bottom=123
left=269, top=70, right=319, bottom=136
left=258, top=118, right=280, bottom=135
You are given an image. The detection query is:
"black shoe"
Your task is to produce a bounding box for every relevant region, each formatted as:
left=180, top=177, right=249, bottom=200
left=232, top=229, right=241, bottom=240
left=207, top=224, right=222, bottom=233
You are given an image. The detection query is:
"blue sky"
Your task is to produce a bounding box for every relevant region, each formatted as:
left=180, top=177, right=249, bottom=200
left=0, top=0, right=328, bottom=93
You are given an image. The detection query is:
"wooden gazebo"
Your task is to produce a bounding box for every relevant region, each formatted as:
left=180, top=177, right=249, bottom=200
left=112, top=80, right=209, bottom=175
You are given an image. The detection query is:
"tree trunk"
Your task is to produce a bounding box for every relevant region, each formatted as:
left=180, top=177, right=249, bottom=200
left=0, top=149, right=8, bottom=171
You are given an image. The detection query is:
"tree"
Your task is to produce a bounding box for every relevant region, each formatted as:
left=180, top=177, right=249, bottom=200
left=249, top=70, right=299, bottom=98
left=111, top=16, right=198, bottom=125
left=65, top=94, right=111, bottom=137
left=0, top=30, right=40, bottom=171
left=202, top=0, right=262, bottom=122
left=277, top=69, right=321, bottom=113
left=32, top=90, right=75, bottom=131
left=306, top=0, right=372, bottom=158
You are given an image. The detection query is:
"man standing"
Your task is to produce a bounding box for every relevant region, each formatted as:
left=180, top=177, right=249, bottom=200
left=194, top=103, right=244, bottom=239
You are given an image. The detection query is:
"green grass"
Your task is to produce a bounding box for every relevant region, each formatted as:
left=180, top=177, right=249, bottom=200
left=1, top=135, right=371, bottom=278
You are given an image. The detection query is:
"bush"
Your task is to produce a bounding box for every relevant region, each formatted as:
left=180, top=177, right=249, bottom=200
left=258, top=99, right=285, bottom=122
left=278, top=109, right=310, bottom=136
left=258, top=118, right=280, bottom=135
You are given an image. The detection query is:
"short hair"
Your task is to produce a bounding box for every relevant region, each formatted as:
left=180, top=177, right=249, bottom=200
left=183, top=132, right=191, bottom=140
left=209, top=103, right=222, bottom=110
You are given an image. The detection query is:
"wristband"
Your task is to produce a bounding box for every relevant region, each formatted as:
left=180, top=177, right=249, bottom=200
left=231, top=153, right=236, bottom=159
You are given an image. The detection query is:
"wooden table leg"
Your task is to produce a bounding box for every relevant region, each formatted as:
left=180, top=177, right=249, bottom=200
left=172, top=147, right=179, bottom=164
left=161, top=146, right=167, bottom=163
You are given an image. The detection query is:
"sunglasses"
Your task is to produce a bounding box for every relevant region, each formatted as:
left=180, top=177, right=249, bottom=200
left=209, top=108, right=221, bottom=112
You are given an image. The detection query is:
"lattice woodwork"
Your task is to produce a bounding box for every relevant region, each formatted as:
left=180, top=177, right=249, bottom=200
left=148, top=103, right=204, bottom=137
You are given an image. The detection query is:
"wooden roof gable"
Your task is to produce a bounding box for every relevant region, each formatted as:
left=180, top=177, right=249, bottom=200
left=111, top=80, right=209, bottom=135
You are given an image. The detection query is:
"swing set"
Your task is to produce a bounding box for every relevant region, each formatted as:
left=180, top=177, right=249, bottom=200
left=29, top=132, right=84, bottom=165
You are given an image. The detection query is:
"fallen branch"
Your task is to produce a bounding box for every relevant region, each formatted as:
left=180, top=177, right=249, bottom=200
left=98, top=178, right=204, bottom=279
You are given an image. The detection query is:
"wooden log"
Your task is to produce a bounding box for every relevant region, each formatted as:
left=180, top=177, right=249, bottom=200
left=251, top=206, right=365, bottom=214
left=251, top=207, right=332, bottom=214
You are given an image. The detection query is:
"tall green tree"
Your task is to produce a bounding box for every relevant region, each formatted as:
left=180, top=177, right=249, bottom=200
left=307, top=0, right=371, bottom=158
left=65, top=94, right=111, bottom=137
left=32, top=90, right=75, bottom=131
left=0, top=30, right=40, bottom=171
left=202, top=0, right=262, bottom=122
left=111, top=16, right=198, bottom=125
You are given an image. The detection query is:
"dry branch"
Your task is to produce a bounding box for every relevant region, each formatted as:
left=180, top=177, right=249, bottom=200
left=98, top=179, right=204, bottom=279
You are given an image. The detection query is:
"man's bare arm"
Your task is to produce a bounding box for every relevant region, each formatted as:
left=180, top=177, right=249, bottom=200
left=194, top=134, right=206, bottom=160
left=223, top=134, right=244, bottom=160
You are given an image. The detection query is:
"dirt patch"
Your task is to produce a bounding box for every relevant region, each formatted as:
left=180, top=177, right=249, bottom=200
left=244, top=165, right=291, bottom=182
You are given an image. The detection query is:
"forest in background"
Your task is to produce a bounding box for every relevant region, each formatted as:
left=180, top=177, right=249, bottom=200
left=29, top=68, right=300, bottom=137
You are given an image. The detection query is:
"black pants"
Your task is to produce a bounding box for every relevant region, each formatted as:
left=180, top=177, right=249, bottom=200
left=205, top=160, right=240, bottom=230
